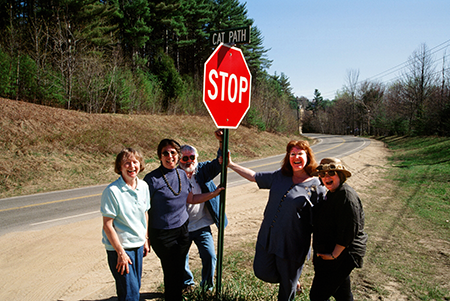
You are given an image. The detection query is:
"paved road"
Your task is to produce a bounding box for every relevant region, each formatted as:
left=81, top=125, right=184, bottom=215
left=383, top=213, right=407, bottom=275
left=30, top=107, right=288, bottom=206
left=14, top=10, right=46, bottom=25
left=0, top=134, right=369, bottom=236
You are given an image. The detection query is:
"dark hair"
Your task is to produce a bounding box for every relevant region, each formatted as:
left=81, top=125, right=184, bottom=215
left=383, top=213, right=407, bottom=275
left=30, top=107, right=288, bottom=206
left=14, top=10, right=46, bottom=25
left=157, top=139, right=181, bottom=159
left=281, top=140, right=318, bottom=177
left=114, top=148, right=145, bottom=175
left=337, top=170, right=347, bottom=184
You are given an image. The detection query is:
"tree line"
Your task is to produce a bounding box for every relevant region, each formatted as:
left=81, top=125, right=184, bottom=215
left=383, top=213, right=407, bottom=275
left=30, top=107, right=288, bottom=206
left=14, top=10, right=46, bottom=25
left=0, top=0, right=299, bottom=133
left=2, top=0, right=449, bottom=137
left=301, top=43, right=450, bottom=136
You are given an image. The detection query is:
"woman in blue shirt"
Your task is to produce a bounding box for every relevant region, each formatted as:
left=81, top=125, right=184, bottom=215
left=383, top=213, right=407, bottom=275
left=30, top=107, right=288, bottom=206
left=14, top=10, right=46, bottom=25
left=101, top=148, right=150, bottom=301
left=144, top=139, right=223, bottom=301
left=228, top=140, right=326, bottom=301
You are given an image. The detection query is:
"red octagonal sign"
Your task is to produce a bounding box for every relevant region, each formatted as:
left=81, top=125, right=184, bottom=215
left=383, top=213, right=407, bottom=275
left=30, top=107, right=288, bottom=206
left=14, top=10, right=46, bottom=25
left=203, top=43, right=252, bottom=129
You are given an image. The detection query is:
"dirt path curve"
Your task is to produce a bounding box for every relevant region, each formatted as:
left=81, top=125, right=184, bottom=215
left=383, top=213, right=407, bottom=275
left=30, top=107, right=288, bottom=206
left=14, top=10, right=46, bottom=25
left=0, top=139, right=391, bottom=301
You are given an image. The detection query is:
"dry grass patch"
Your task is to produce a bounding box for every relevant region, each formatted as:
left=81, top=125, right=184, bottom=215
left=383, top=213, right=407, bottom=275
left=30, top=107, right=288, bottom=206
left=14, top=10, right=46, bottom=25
left=0, top=98, right=302, bottom=198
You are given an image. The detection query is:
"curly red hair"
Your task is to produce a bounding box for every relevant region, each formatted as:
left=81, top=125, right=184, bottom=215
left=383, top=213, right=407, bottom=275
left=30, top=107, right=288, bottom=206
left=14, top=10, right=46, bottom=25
left=280, top=140, right=318, bottom=177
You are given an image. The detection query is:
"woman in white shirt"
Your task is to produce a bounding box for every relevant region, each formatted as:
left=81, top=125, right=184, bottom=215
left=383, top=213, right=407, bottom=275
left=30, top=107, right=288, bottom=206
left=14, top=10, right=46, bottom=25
left=101, top=148, right=150, bottom=301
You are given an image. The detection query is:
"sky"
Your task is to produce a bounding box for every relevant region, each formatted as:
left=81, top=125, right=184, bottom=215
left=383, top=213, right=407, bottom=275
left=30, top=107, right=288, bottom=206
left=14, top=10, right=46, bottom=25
left=243, top=0, right=450, bottom=100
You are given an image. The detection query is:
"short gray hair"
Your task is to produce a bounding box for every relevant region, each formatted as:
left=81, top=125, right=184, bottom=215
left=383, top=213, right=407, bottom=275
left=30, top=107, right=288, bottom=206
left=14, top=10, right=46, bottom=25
left=180, top=144, right=198, bottom=155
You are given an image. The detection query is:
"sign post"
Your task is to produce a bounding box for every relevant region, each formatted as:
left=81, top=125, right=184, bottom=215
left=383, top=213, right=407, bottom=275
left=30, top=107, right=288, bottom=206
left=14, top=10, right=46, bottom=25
left=203, top=42, right=251, bottom=296
left=216, top=127, right=228, bottom=296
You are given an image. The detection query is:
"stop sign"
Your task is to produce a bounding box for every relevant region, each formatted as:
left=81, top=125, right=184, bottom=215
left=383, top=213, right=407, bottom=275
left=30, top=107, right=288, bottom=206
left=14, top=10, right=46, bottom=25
left=203, top=43, right=252, bottom=129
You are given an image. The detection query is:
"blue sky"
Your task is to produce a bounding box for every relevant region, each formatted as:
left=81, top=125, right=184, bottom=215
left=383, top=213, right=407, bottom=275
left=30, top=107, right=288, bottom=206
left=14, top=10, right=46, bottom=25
left=243, top=0, right=450, bottom=99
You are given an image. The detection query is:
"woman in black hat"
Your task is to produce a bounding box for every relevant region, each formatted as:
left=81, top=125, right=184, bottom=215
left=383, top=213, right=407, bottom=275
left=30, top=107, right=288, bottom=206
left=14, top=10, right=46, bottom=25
left=310, top=157, right=368, bottom=301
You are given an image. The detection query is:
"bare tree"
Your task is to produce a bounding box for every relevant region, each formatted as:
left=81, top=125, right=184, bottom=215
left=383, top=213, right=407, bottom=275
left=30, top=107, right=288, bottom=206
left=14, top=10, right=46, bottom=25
left=438, top=50, right=450, bottom=133
left=344, top=69, right=360, bottom=134
left=28, top=17, right=50, bottom=103
left=329, top=93, right=353, bottom=135
left=51, top=6, right=78, bottom=109
left=401, top=43, right=436, bottom=134
left=4, top=3, right=22, bottom=100
left=358, top=80, right=385, bottom=135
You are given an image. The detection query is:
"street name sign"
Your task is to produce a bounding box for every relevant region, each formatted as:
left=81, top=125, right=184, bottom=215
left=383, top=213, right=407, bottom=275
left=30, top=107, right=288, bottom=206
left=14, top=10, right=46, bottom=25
left=210, top=26, right=251, bottom=46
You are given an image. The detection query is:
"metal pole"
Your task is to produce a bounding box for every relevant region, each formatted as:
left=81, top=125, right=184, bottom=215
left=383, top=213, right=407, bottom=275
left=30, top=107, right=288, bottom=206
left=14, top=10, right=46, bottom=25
left=215, top=128, right=229, bottom=298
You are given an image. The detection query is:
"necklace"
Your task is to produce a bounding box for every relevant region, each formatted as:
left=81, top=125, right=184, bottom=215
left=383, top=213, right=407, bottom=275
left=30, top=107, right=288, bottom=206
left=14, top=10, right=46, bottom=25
left=160, top=167, right=182, bottom=196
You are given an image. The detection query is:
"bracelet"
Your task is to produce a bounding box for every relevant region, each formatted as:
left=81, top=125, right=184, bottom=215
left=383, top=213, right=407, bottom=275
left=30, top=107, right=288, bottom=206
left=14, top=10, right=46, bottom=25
left=331, top=253, right=335, bottom=259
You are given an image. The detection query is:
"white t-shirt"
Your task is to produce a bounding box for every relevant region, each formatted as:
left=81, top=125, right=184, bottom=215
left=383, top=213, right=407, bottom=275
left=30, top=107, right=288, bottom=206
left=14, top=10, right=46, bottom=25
left=186, top=175, right=214, bottom=232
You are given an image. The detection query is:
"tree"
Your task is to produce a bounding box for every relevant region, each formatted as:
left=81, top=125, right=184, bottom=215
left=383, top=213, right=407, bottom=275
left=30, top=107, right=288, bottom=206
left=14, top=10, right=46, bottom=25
left=241, top=25, right=272, bottom=77
left=308, top=89, right=325, bottom=114
left=358, top=80, right=385, bottom=135
left=401, top=43, right=436, bottom=134
left=0, top=0, right=321, bottom=136
left=147, top=1, right=187, bottom=60
left=210, top=0, right=249, bottom=30
left=344, top=69, right=360, bottom=134
left=110, top=0, right=152, bottom=67
left=176, top=0, right=213, bottom=77
left=47, top=0, right=118, bottom=109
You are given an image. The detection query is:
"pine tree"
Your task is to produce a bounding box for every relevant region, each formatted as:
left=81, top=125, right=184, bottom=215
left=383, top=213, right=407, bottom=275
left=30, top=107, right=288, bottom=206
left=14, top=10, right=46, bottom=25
left=210, top=0, right=249, bottom=30
left=109, top=0, right=152, bottom=67
left=209, top=0, right=271, bottom=77
left=241, top=25, right=272, bottom=76
left=147, top=0, right=187, bottom=59
left=177, top=0, right=213, bottom=77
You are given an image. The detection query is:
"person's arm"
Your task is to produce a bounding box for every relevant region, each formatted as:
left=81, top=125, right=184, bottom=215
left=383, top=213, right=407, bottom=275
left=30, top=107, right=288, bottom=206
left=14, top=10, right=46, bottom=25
left=186, top=186, right=225, bottom=204
left=317, top=244, right=346, bottom=260
left=102, top=216, right=132, bottom=274
left=227, top=152, right=256, bottom=182
left=143, top=211, right=150, bottom=257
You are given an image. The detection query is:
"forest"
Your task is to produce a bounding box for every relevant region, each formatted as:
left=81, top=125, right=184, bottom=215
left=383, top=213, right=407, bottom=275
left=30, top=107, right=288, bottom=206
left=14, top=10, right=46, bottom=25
left=1, top=0, right=449, bottom=136
left=303, top=42, right=450, bottom=137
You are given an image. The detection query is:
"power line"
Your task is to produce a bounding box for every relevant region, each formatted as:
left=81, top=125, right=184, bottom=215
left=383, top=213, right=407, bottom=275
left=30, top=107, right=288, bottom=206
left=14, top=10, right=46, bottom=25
left=319, top=39, right=450, bottom=99
left=369, top=39, right=450, bottom=81
left=368, top=40, right=450, bottom=82
left=376, top=53, right=450, bottom=86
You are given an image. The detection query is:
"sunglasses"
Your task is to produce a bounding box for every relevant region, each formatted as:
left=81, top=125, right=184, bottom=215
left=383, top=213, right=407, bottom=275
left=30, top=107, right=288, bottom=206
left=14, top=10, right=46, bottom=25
left=318, top=170, right=337, bottom=178
left=162, top=150, right=177, bottom=157
left=181, top=155, right=196, bottom=162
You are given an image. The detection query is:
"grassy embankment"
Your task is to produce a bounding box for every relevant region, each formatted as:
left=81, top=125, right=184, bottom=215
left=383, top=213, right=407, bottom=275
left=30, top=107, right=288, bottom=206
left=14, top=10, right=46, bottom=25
left=0, top=98, right=301, bottom=198
left=372, top=136, right=450, bottom=300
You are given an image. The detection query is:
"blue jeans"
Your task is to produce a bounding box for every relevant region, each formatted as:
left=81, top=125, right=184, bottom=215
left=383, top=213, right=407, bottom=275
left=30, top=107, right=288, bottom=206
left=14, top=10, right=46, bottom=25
left=107, top=245, right=144, bottom=301
left=183, top=226, right=217, bottom=290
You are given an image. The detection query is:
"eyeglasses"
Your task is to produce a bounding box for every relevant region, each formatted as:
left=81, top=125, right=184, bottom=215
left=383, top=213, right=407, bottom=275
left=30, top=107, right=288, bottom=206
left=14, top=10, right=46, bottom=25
left=318, top=170, right=337, bottom=178
left=181, top=155, right=196, bottom=162
left=162, top=150, right=177, bottom=157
